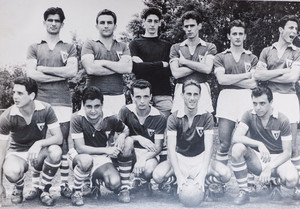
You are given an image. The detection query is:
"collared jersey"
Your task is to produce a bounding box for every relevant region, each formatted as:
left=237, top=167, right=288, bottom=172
left=169, top=38, right=217, bottom=84
left=0, top=101, right=59, bottom=151
left=81, top=39, right=130, bottom=95
left=240, top=109, right=291, bottom=154
left=71, top=109, right=125, bottom=148
left=118, top=104, right=166, bottom=149
left=167, top=109, right=214, bottom=157
left=27, top=40, right=77, bottom=107
left=259, top=43, right=300, bottom=94
left=214, top=49, right=258, bottom=89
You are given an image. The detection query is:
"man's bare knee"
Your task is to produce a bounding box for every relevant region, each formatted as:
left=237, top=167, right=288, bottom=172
left=47, top=145, right=62, bottom=163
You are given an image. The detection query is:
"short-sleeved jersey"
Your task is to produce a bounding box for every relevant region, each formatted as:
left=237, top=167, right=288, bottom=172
left=129, top=36, right=172, bottom=96
left=71, top=109, right=125, bottom=148
left=0, top=101, right=59, bottom=151
left=214, top=49, right=258, bottom=89
left=259, top=43, right=300, bottom=94
left=169, top=39, right=217, bottom=84
left=27, top=40, right=77, bottom=107
left=167, top=109, right=214, bottom=157
left=240, top=109, right=291, bottom=154
left=81, top=39, right=130, bottom=95
left=118, top=104, right=166, bottom=149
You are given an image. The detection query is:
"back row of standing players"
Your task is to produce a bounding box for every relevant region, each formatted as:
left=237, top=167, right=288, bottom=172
left=0, top=6, right=300, bottom=207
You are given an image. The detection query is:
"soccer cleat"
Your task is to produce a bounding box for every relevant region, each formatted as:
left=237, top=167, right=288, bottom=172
left=257, top=183, right=272, bottom=196
left=293, top=187, right=300, bottom=200
left=25, top=187, right=42, bottom=200
left=158, top=176, right=177, bottom=195
left=11, top=186, right=23, bottom=204
left=234, top=190, right=250, bottom=205
left=90, top=184, right=101, bottom=200
left=208, top=183, right=225, bottom=198
left=270, top=185, right=282, bottom=201
left=82, top=183, right=92, bottom=197
left=40, top=191, right=55, bottom=206
left=60, top=183, right=72, bottom=198
left=71, top=190, right=84, bottom=206
left=248, top=183, right=257, bottom=196
left=118, top=189, right=130, bottom=203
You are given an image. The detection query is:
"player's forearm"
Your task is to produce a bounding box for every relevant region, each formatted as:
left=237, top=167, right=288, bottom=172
left=102, top=59, right=133, bottom=74
left=82, top=60, right=115, bottom=76
left=234, top=78, right=257, bottom=89
left=38, top=61, right=78, bottom=78
left=39, top=134, right=63, bottom=147
left=0, top=140, right=9, bottom=184
left=132, top=61, right=164, bottom=75
left=269, top=152, right=291, bottom=170
left=254, top=68, right=289, bottom=81
left=168, top=148, right=183, bottom=179
left=232, top=134, right=261, bottom=148
left=170, top=66, right=193, bottom=79
left=269, top=69, right=299, bottom=83
left=181, top=59, right=213, bottom=74
left=216, top=73, right=250, bottom=85
left=27, top=69, right=65, bottom=83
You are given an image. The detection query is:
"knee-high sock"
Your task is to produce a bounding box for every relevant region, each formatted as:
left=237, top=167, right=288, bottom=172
left=73, top=166, right=90, bottom=191
left=31, top=167, right=41, bottom=189
left=41, top=160, right=60, bottom=190
left=232, top=161, right=248, bottom=191
left=60, top=154, right=69, bottom=185
left=216, top=151, right=229, bottom=165
left=15, top=176, right=25, bottom=191
left=118, top=159, right=132, bottom=190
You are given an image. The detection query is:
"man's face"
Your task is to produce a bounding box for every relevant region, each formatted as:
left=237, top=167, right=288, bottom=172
left=183, top=18, right=201, bottom=39
left=84, top=99, right=103, bottom=122
left=131, top=88, right=152, bottom=111
left=182, top=85, right=200, bottom=110
left=227, top=26, right=246, bottom=47
left=143, top=14, right=161, bottom=36
left=280, top=20, right=298, bottom=44
left=252, top=94, right=272, bottom=118
left=44, top=14, right=63, bottom=35
left=13, top=84, right=32, bottom=108
left=96, top=15, right=116, bottom=38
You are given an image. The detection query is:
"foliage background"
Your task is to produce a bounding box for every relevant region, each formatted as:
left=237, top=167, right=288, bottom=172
left=1, top=0, right=300, bottom=113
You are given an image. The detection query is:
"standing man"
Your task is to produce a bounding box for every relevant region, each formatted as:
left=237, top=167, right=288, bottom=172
left=152, top=80, right=231, bottom=206
left=231, top=86, right=298, bottom=205
left=118, top=79, right=167, bottom=202
left=255, top=15, right=300, bottom=198
left=0, top=76, right=63, bottom=206
left=214, top=20, right=258, bottom=166
left=169, top=11, right=216, bottom=114
left=26, top=7, right=78, bottom=199
left=81, top=9, right=132, bottom=114
left=129, top=7, right=173, bottom=117
left=68, top=86, right=130, bottom=206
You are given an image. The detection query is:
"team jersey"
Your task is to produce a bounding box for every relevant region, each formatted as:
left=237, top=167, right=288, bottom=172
left=169, top=38, right=217, bottom=84
left=214, top=49, right=258, bottom=89
left=167, top=109, right=214, bottom=157
left=0, top=101, right=59, bottom=151
left=81, top=39, right=130, bottom=95
left=71, top=109, right=125, bottom=148
left=240, top=109, right=291, bottom=154
left=118, top=104, right=166, bottom=149
left=27, top=40, right=77, bottom=107
left=259, top=43, right=300, bottom=94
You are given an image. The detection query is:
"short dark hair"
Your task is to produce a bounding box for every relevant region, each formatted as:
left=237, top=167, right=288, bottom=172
left=44, top=7, right=65, bottom=23
left=130, top=79, right=152, bottom=95
left=251, top=86, right=273, bottom=102
left=14, top=76, right=38, bottom=99
left=228, top=19, right=246, bottom=34
left=82, top=86, right=104, bottom=105
left=181, top=11, right=201, bottom=25
left=182, top=79, right=201, bottom=93
left=96, top=9, right=117, bottom=24
left=141, top=7, right=162, bottom=20
left=278, top=15, right=299, bottom=29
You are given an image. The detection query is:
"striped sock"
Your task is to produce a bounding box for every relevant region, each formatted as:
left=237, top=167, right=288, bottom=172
left=31, top=167, right=41, bottom=189
left=248, top=173, right=255, bottom=185
left=118, top=159, right=132, bottom=190
left=216, top=151, right=229, bottom=165
left=271, top=177, right=282, bottom=186
left=205, top=175, right=223, bottom=187
left=159, top=144, right=168, bottom=162
left=41, top=160, right=60, bottom=189
left=74, top=166, right=90, bottom=191
left=15, top=176, right=25, bottom=191
left=232, top=161, right=248, bottom=191
left=291, top=156, right=300, bottom=185
left=60, top=154, right=69, bottom=186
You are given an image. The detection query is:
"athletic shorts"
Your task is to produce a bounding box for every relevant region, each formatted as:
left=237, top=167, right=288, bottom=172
left=103, top=94, right=126, bottom=115
left=51, top=106, right=72, bottom=123
left=152, top=95, right=173, bottom=117
left=172, top=83, right=213, bottom=113
left=272, top=93, right=299, bottom=123
left=176, top=152, right=204, bottom=179
left=134, top=148, right=159, bottom=162
left=216, top=89, right=252, bottom=122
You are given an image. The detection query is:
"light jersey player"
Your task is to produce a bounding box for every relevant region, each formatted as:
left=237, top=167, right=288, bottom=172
left=152, top=80, right=231, bottom=206
left=169, top=11, right=216, bottom=114
left=26, top=7, right=78, bottom=199
left=118, top=79, right=167, bottom=202
left=254, top=15, right=300, bottom=199
left=214, top=20, right=258, bottom=166
left=0, top=77, right=63, bottom=206
left=68, top=86, right=131, bottom=206
left=231, top=86, right=298, bottom=205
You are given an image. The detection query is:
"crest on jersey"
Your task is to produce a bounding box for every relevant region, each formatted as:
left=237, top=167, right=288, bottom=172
left=244, top=62, right=251, bottom=72
left=286, top=59, right=293, bottom=68
left=37, top=123, right=45, bottom=131
left=196, top=127, right=204, bottom=137
left=271, top=130, right=281, bottom=140
left=198, top=55, right=204, bottom=62
left=60, top=51, right=68, bottom=64
left=116, top=51, right=123, bottom=60
left=147, top=129, right=155, bottom=137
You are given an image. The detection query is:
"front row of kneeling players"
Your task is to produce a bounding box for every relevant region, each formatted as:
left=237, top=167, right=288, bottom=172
left=0, top=77, right=297, bottom=207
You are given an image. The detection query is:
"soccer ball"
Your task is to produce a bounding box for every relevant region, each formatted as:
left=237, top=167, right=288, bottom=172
left=178, top=178, right=205, bottom=207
